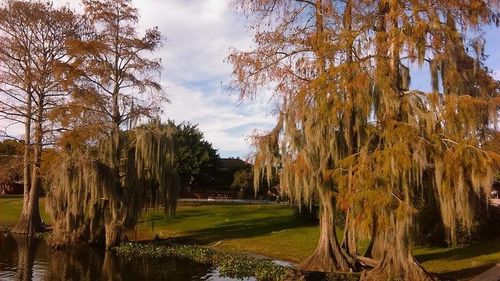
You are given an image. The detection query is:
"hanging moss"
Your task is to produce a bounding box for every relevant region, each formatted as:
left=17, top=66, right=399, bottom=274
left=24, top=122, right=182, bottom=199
left=232, top=1, right=499, bottom=279
left=47, top=126, right=179, bottom=249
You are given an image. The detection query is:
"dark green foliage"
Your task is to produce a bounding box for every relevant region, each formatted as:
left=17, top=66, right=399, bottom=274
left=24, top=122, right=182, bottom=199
left=167, top=121, right=219, bottom=192
left=232, top=162, right=282, bottom=199
left=0, top=139, right=22, bottom=156
left=0, top=140, right=22, bottom=182
left=231, top=163, right=253, bottom=197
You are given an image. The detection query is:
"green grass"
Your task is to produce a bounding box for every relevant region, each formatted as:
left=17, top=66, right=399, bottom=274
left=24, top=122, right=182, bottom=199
left=134, top=202, right=500, bottom=279
left=135, top=203, right=319, bottom=262
left=0, top=195, right=49, bottom=227
left=1, top=196, right=499, bottom=279
left=415, top=240, right=500, bottom=280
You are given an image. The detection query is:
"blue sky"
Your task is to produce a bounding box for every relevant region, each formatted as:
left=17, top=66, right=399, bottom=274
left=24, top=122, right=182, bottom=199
left=4, top=0, right=500, bottom=158
left=119, top=0, right=279, bottom=159
left=153, top=0, right=500, bottom=158
left=136, top=0, right=500, bottom=158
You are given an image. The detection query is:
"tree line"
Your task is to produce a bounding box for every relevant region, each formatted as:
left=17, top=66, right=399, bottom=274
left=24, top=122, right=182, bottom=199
left=229, top=0, right=500, bottom=280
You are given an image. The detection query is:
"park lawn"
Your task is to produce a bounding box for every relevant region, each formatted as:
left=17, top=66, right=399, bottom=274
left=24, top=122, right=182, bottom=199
left=135, top=202, right=500, bottom=279
left=414, top=240, right=500, bottom=279
left=1, top=196, right=499, bottom=279
left=135, top=203, right=320, bottom=263
left=0, top=195, right=50, bottom=227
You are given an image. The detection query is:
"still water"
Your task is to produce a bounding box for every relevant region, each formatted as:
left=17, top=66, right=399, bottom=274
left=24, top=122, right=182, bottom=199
left=0, top=233, right=253, bottom=281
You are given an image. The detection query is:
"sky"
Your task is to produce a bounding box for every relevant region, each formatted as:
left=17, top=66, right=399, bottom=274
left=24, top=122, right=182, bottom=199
left=4, top=0, right=500, bottom=158
left=133, top=0, right=279, bottom=158
left=51, top=0, right=277, bottom=159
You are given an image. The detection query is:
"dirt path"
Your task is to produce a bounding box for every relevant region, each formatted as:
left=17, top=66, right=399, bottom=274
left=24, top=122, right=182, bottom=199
left=470, top=264, right=500, bottom=281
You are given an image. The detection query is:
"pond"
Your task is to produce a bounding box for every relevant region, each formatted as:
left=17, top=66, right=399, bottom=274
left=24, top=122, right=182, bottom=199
left=0, top=233, right=254, bottom=281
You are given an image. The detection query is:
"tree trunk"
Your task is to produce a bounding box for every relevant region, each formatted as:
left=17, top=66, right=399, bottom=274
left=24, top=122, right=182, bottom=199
left=300, top=2, right=353, bottom=272
left=363, top=215, right=378, bottom=259
left=20, top=93, right=31, bottom=221
left=361, top=216, right=435, bottom=281
left=104, top=220, right=122, bottom=250
left=341, top=208, right=358, bottom=257
left=105, top=143, right=123, bottom=249
left=12, top=93, right=44, bottom=235
left=362, top=2, right=435, bottom=278
left=13, top=180, right=44, bottom=234
left=300, top=188, right=353, bottom=272
left=102, top=78, right=124, bottom=250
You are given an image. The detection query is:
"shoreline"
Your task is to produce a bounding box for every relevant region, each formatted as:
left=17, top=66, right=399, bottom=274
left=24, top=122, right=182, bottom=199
left=0, top=229, right=361, bottom=281
left=114, top=241, right=361, bottom=281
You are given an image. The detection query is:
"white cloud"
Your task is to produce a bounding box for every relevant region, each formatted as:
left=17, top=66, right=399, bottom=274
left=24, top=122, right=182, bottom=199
left=493, top=70, right=500, bottom=80
left=45, top=0, right=275, bottom=157
left=162, top=81, right=276, bottom=158
left=0, top=121, right=24, bottom=139
left=133, top=0, right=276, bottom=157
left=136, top=0, right=252, bottom=84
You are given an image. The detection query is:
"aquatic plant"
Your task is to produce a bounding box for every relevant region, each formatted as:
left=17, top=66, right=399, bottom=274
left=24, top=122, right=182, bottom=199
left=116, top=243, right=291, bottom=281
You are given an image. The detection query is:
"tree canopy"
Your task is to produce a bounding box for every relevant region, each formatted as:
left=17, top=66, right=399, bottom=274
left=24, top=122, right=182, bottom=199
left=230, top=0, right=500, bottom=279
left=0, top=0, right=83, bottom=234
left=168, top=121, right=219, bottom=192
left=46, top=0, right=174, bottom=249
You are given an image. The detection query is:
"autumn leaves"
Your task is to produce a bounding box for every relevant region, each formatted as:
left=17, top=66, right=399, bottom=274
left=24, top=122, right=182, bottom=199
left=230, top=1, right=500, bottom=280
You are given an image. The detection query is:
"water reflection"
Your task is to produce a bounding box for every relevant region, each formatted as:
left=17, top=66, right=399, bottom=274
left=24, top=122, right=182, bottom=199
left=0, top=233, right=249, bottom=281
left=13, top=235, right=40, bottom=281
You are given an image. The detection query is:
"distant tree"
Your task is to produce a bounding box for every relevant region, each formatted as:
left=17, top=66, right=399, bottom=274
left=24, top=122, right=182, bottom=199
left=0, top=139, right=22, bottom=156
left=231, top=162, right=280, bottom=199
left=0, top=139, right=23, bottom=184
left=231, top=164, right=252, bottom=196
left=170, top=121, right=219, bottom=192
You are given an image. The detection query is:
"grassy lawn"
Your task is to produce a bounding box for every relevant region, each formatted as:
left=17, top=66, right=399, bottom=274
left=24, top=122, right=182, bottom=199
left=135, top=203, right=319, bottom=263
left=132, top=202, right=500, bottom=279
left=414, top=241, right=500, bottom=280
left=0, top=195, right=49, bottom=227
left=1, top=196, right=499, bottom=279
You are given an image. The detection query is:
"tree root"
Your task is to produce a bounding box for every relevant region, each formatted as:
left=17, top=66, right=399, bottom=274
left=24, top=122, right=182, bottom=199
left=360, top=255, right=437, bottom=281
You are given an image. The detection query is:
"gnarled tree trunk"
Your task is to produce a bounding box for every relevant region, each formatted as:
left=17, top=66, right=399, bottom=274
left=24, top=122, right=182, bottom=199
left=341, top=208, right=358, bottom=258
left=300, top=188, right=353, bottom=272
left=104, top=217, right=123, bottom=250
left=363, top=215, right=378, bottom=259
left=12, top=182, right=44, bottom=234
left=361, top=216, right=435, bottom=281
